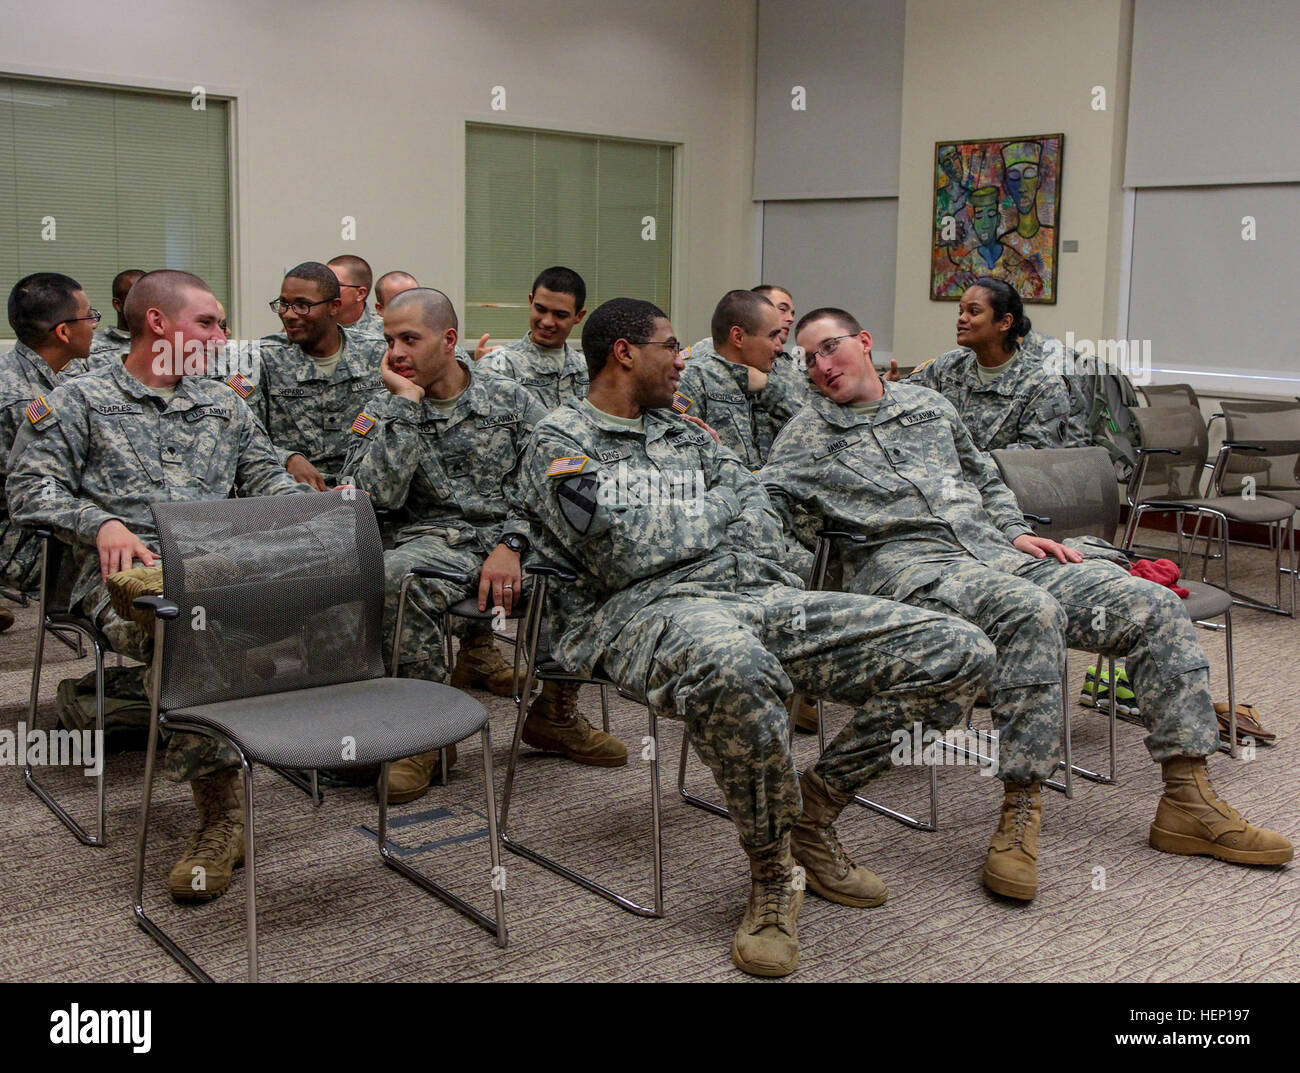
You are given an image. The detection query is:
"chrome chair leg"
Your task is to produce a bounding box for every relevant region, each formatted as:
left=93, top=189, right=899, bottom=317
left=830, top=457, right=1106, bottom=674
left=677, top=731, right=729, bottom=818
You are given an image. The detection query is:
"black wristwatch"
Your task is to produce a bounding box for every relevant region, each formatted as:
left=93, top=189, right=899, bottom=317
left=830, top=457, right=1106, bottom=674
left=499, top=533, right=529, bottom=555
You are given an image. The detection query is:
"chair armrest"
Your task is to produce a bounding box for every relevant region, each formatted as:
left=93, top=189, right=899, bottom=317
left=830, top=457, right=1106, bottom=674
left=1221, top=441, right=1266, bottom=452
left=1022, top=512, right=1052, bottom=526
left=816, top=528, right=869, bottom=544
left=524, top=561, right=578, bottom=583
left=1137, top=499, right=1202, bottom=512
left=1136, top=447, right=1180, bottom=456
left=133, top=596, right=180, bottom=620
left=409, top=566, right=472, bottom=585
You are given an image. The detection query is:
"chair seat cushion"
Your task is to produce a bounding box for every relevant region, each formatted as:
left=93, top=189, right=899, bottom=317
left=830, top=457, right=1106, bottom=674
left=1185, top=496, right=1295, bottom=523
left=1180, top=581, right=1232, bottom=622
left=166, top=678, right=488, bottom=769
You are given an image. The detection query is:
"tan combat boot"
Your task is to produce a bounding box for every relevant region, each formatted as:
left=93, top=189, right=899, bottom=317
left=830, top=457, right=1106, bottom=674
left=791, top=769, right=888, bottom=907
left=522, top=681, right=628, bottom=767
left=168, top=769, right=245, bottom=902
left=789, top=696, right=819, bottom=735
left=1149, top=756, right=1293, bottom=865
left=449, top=635, right=516, bottom=697
left=382, top=745, right=459, bottom=805
left=983, top=781, right=1041, bottom=901
left=732, top=836, right=804, bottom=978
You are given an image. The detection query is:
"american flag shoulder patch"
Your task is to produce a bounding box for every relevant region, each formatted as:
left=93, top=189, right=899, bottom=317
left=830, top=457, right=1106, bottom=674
left=547, top=455, right=588, bottom=477
left=672, top=392, right=692, bottom=414
left=26, top=396, right=51, bottom=424
left=226, top=373, right=254, bottom=399
left=351, top=413, right=376, bottom=436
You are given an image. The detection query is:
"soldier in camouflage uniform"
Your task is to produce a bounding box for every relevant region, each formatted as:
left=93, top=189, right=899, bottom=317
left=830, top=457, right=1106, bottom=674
left=2, top=275, right=101, bottom=617
left=7, top=270, right=307, bottom=903
left=903, top=278, right=1082, bottom=452
left=88, top=268, right=145, bottom=366
left=340, top=289, right=626, bottom=802
left=479, top=266, right=590, bottom=407
left=237, top=262, right=385, bottom=490
left=764, top=306, right=1293, bottom=903
left=516, top=298, right=995, bottom=978
left=328, top=254, right=384, bottom=337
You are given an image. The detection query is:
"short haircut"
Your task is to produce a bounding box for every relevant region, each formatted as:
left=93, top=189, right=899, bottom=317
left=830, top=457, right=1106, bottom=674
left=7, top=272, right=83, bottom=347
left=284, top=261, right=341, bottom=301
left=794, top=306, right=861, bottom=338
left=386, top=287, right=458, bottom=332
left=374, top=270, right=418, bottom=305
left=531, top=266, right=586, bottom=312
left=581, top=298, right=666, bottom=380
left=711, top=289, right=775, bottom=347
left=752, top=284, right=792, bottom=303
left=123, top=270, right=212, bottom=338
left=327, top=254, right=373, bottom=290
left=111, top=268, right=147, bottom=304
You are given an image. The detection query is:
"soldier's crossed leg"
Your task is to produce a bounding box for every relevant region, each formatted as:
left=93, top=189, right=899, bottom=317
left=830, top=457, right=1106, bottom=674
left=383, top=536, right=481, bottom=681
left=603, top=584, right=993, bottom=848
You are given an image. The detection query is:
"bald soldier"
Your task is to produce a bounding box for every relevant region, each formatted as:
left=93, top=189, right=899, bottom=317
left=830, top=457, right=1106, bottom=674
left=762, top=306, right=1292, bottom=904
left=340, top=289, right=626, bottom=800
left=516, top=297, right=994, bottom=977
left=328, top=254, right=383, bottom=337
left=0, top=273, right=100, bottom=630
left=7, top=270, right=306, bottom=902
left=374, top=271, right=419, bottom=316
left=238, top=262, right=385, bottom=490
left=89, top=268, right=145, bottom=364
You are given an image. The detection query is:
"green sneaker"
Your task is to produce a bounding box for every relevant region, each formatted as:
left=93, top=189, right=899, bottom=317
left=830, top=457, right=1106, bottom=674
left=1081, top=664, right=1139, bottom=717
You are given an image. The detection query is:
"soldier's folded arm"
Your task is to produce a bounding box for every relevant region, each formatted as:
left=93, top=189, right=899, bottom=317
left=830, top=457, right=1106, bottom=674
left=527, top=431, right=741, bottom=589
left=759, top=466, right=823, bottom=553
left=336, top=392, right=422, bottom=508
left=710, top=450, right=786, bottom=560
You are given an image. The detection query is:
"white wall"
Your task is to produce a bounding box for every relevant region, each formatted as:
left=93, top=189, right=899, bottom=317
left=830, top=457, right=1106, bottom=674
left=0, top=0, right=758, bottom=342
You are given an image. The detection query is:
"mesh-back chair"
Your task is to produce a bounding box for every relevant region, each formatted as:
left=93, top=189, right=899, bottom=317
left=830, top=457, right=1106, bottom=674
left=23, top=530, right=115, bottom=845
left=996, top=447, right=1243, bottom=762
left=1139, top=383, right=1199, bottom=408
left=1217, top=399, right=1300, bottom=511
left=1127, top=406, right=1295, bottom=616
left=131, top=491, right=505, bottom=982
left=499, top=564, right=664, bottom=917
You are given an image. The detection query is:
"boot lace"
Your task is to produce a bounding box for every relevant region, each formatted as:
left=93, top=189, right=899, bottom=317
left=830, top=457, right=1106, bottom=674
left=752, top=876, right=794, bottom=932
left=819, top=826, right=851, bottom=877
left=1009, top=791, right=1034, bottom=846
left=187, top=813, right=242, bottom=862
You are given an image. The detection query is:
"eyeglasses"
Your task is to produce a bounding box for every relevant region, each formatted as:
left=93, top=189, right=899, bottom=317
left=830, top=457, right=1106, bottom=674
left=630, top=337, right=683, bottom=354
left=807, top=334, right=857, bottom=364
left=59, top=308, right=102, bottom=326
left=269, top=297, right=332, bottom=316
left=337, top=282, right=363, bottom=290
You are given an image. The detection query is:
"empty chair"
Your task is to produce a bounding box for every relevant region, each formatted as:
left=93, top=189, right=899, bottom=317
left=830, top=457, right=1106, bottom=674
left=1139, top=382, right=1199, bottom=408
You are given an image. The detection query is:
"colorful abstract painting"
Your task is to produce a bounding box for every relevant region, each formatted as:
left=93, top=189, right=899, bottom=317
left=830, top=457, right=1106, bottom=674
left=931, top=133, right=1063, bottom=304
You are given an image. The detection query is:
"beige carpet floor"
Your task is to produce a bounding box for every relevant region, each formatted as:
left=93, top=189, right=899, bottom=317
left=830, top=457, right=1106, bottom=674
left=0, top=534, right=1296, bottom=983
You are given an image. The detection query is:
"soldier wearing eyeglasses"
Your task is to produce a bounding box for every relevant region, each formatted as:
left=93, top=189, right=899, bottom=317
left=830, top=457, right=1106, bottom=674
left=0, top=273, right=100, bottom=624
left=239, top=262, right=385, bottom=490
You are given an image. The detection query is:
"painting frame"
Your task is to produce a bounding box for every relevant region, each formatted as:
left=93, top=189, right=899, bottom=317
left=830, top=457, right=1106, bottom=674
left=930, top=132, right=1064, bottom=305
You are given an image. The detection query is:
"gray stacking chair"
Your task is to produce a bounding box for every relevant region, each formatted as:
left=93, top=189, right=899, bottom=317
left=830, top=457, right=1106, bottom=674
left=499, top=564, right=663, bottom=917
left=995, top=446, right=1242, bottom=770
left=1127, top=406, right=1295, bottom=616
left=1138, top=383, right=1199, bottom=408
left=131, top=491, right=505, bottom=982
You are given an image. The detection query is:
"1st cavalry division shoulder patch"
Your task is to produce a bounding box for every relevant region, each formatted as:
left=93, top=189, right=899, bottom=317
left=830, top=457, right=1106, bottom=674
left=556, top=472, right=599, bottom=534
left=25, top=396, right=50, bottom=424
left=351, top=413, right=376, bottom=436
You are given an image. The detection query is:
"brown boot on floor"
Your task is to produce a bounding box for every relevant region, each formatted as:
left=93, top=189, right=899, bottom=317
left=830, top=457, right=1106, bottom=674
left=449, top=634, right=516, bottom=697
left=983, top=781, right=1041, bottom=901
left=0, top=606, right=14, bottom=632
left=382, top=745, right=459, bottom=804
left=168, top=769, right=245, bottom=902
left=522, top=681, right=627, bottom=767
left=732, top=836, right=804, bottom=978
left=789, top=696, right=819, bottom=734
left=791, top=769, right=888, bottom=907
left=1149, top=755, right=1293, bottom=865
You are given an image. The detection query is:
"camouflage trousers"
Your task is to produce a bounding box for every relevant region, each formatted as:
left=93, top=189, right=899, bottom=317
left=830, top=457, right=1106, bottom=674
left=384, top=537, right=494, bottom=682
left=0, top=521, right=41, bottom=594
left=85, top=586, right=239, bottom=783
left=881, top=555, right=1220, bottom=783
left=602, top=580, right=993, bottom=850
